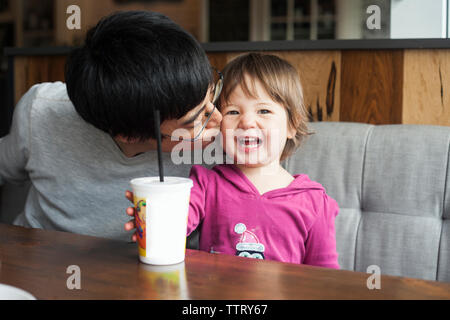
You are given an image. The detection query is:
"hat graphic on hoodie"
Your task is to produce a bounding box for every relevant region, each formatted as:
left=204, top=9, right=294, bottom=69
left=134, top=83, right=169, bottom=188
left=234, top=223, right=265, bottom=260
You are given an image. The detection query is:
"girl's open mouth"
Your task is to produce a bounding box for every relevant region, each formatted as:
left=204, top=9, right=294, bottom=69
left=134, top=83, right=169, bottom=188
left=236, top=136, right=264, bottom=152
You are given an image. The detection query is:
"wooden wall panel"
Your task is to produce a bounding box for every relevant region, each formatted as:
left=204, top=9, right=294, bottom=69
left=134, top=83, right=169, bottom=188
left=340, top=50, right=403, bottom=124
left=208, top=51, right=341, bottom=122
left=10, top=49, right=449, bottom=127
left=14, top=56, right=67, bottom=105
left=207, top=52, right=237, bottom=71
left=273, top=51, right=340, bottom=122
left=402, top=50, right=450, bottom=126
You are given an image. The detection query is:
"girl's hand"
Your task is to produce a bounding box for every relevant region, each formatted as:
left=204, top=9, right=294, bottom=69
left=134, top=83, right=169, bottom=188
left=124, top=190, right=137, bottom=242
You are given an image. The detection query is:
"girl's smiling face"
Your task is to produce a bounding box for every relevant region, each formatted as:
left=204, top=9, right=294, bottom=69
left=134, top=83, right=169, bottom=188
left=220, top=76, right=295, bottom=168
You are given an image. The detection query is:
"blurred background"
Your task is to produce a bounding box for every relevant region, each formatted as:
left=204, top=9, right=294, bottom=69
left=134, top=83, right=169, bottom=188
left=0, top=0, right=448, bottom=72
left=0, top=0, right=448, bottom=47
left=0, top=0, right=449, bottom=135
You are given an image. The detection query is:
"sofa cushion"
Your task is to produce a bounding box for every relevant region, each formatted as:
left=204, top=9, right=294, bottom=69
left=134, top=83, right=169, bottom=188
left=284, top=122, right=450, bottom=282
left=356, top=211, right=441, bottom=280
left=437, top=144, right=450, bottom=282
left=363, top=125, right=448, bottom=218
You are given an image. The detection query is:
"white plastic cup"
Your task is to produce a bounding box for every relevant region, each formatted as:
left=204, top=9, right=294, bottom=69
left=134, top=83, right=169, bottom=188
left=130, top=177, right=193, bottom=265
left=0, top=284, right=36, bottom=300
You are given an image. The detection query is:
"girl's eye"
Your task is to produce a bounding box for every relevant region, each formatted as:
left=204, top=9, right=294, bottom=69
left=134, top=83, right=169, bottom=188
left=225, top=110, right=239, bottom=115
left=259, top=109, right=271, bottom=114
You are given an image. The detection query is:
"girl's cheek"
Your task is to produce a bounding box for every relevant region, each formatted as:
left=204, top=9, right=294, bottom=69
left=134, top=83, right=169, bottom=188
left=219, top=122, right=226, bottom=137
left=221, top=127, right=234, bottom=145
left=218, top=122, right=228, bottom=145
left=220, top=117, right=232, bottom=133
left=219, top=120, right=236, bottom=146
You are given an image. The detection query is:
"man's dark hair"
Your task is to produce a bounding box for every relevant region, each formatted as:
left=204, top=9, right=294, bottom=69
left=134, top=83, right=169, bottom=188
left=65, top=11, right=212, bottom=140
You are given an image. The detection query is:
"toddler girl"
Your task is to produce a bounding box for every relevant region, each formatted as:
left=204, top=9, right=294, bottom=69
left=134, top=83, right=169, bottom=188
left=127, top=53, right=339, bottom=269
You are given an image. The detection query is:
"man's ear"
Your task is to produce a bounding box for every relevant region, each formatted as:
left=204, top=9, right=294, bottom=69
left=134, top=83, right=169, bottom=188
left=114, top=135, right=129, bottom=143
left=114, top=135, right=140, bottom=143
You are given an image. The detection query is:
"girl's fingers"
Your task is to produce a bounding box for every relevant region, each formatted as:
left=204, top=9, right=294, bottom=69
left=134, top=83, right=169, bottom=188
left=124, top=220, right=136, bottom=231
left=126, top=206, right=135, bottom=217
left=125, top=190, right=134, bottom=202
left=125, top=191, right=137, bottom=243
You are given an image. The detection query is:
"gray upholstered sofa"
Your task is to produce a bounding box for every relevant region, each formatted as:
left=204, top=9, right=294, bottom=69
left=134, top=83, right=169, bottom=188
left=283, top=122, right=450, bottom=282
left=2, top=122, right=449, bottom=282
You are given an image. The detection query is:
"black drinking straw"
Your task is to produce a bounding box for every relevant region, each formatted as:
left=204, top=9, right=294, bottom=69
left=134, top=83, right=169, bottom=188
left=153, top=108, right=164, bottom=182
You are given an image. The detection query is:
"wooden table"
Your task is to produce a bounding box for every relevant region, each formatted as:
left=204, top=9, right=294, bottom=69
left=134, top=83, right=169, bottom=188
left=1, top=223, right=449, bottom=300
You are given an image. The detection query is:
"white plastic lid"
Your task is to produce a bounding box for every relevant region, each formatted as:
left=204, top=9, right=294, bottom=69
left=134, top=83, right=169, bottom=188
left=130, top=176, right=193, bottom=192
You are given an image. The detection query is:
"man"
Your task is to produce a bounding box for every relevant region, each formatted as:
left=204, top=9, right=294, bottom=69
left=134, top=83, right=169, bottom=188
left=0, top=11, right=222, bottom=241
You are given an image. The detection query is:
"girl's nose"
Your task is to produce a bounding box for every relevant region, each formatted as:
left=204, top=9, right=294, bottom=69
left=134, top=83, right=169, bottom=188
left=238, top=113, right=257, bottom=130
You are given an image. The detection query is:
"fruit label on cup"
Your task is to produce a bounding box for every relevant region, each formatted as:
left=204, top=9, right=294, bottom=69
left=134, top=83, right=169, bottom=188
left=134, top=197, right=147, bottom=257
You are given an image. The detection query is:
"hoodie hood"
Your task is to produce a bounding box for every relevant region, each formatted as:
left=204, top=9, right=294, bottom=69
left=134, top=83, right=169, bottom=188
left=212, top=164, right=325, bottom=199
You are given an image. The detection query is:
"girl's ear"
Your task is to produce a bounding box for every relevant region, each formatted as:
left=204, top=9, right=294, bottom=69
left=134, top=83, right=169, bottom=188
left=287, top=124, right=296, bottom=140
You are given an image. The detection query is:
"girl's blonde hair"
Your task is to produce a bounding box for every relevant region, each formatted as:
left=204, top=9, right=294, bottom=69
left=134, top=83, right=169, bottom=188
left=219, top=52, right=312, bottom=161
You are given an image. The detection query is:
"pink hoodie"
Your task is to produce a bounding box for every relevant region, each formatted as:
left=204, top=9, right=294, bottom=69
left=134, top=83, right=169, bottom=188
left=187, top=164, right=340, bottom=269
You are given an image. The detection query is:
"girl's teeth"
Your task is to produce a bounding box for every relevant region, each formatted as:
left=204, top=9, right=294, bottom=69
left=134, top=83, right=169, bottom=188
left=238, top=137, right=261, bottom=146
